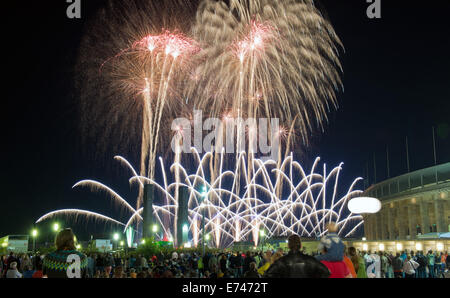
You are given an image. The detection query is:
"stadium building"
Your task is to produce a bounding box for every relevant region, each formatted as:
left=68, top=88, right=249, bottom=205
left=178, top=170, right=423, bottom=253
left=349, top=163, right=450, bottom=253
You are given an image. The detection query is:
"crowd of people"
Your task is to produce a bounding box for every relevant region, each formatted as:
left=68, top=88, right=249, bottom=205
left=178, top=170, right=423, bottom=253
left=1, top=226, right=449, bottom=279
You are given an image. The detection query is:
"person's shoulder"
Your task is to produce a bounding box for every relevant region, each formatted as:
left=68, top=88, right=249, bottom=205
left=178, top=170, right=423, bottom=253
left=45, top=251, right=58, bottom=258
left=298, top=253, right=322, bottom=264
left=299, top=252, right=316, bottom=259
left=61, top=250, right=87, bottom=260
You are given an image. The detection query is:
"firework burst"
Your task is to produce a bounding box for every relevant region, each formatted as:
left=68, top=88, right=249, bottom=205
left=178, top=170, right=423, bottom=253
left=37, top=151, right=363, bottom=248
left=186, top=0, right=343, bottom=148
left=72, top=0, right=347, bottom=244
left=77, top=0, right=199, bottom=180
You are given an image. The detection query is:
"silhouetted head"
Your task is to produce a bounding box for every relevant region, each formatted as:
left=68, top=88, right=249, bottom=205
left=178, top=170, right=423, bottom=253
left=326, top=222, right=338, bottom=233
left=55, top=228, right=77, bottom=251
left=288, top=235, right=301, bottom=252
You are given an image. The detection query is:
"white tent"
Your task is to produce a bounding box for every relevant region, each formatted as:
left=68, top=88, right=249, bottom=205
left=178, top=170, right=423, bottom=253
left=438, top=232, right=450, bottom=239
left=417, top=232, right=450, bottom=239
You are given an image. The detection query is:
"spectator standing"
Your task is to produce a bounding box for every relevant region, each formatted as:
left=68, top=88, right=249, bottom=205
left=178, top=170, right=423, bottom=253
left=445, top=252, right=450, bottom=271
left=243, top=252, right=255, bottom=274
left=400, top=250, right=407, bottom=262
left=219, top=254, right=227, bottom=274
left=87, top=254, right=95, bottom=278
left=402, top=255, right=419, bottom=279
left=135, top=254, right=142, bottom=272
left=349, top=247, right=367, bottom=278
left=415, top=251, right=427, bottom=278
left=6, top=262, right=22, bottom=278
left=210, top=263, right=218, bottom=278
left=197, top=256, right=204, bottom=275
left=203, top=252, right=211, bottom=273
left=114, top=253, right=122, bottom=268
left=264, top=235, right=330, bottom=278
left=379, top=252, right=389, bottom=278
left=343, top=248, right=357, bottom=278
left=42, top=228, right=88, bottom=278
left=32, top=260, right=43, bottom=278
left=128, top=254, right=136, bottom=270
left=254, top=253, right=262, bottom=268
left=6, top=252, right=20, bottom=273
left=427, top=250, right=435, bottom=278
left=20, top=255, right=32, bottom=273
left=22, top=265, right=35, bottom=278
left=392, top=253, right=404, bottom=278
left=141, top=255, right=149, bottom=271
left=435, top=252, right=445, bottom=278
left=95, top=254, right=104, bottom=274
left=105, top=253, right=114, bottom=277
left=257, top=251, right=273, bottom=276
left=230, top=252, right=243, bottom=278
left=367, top=252, right=381, bottom=278
left=244, top=262, right=260, bottom=278
left=386, top=253, right=394, bottom=278
left=315, top=222, right=345, bottom=262
left=208, top=253, right=218, bottom=274
left=320, top=248, right=352, bottom=278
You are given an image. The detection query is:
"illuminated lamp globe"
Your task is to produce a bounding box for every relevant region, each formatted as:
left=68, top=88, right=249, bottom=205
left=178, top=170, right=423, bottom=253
left=53, top=223, right=60, bottom=232
left=348, top=197, right=381, bottom=214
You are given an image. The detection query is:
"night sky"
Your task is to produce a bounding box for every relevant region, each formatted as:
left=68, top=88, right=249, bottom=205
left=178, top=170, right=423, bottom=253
left=3, top=0, right=450, bottom=240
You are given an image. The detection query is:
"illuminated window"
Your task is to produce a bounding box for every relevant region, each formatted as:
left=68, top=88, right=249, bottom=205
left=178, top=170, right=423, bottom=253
left=415, top=243, right=422, bottom=251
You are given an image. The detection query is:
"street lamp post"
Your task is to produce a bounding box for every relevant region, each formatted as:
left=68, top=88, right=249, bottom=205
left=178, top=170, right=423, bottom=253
left=152, top=225, right=158, bottom=239
left=182, top=224, right=189, bottom=247
left=259, top=230, right=265, bottom=251
left=32, top=229, right=38, bottom=253
left=113, top=233, right=119, bottom=250
left=200, top=186, right=207, bottom=257
left=53, top=223, right=60, bottom=233
left=201, top=203, right=206, bottom=257
left=47, top=223, right=60, bottom=247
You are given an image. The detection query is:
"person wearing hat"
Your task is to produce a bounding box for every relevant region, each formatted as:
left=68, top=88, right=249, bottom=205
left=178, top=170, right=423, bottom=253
left=263, top=234, right=330, bottom=278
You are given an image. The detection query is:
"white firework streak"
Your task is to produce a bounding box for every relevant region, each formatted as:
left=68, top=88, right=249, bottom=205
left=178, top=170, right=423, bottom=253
left=36, top=149, right=364, bottom=247
left=36, top=209, right=126, bottom=227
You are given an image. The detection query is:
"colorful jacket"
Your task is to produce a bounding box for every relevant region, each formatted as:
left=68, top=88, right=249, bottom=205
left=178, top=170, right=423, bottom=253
left=43, top=250, right=87, bottom=278
left=315, top=233, right=345, bottom=262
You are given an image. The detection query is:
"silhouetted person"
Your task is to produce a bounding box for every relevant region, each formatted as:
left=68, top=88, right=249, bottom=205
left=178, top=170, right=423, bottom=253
left=264, top=235, right=330, bottom=278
